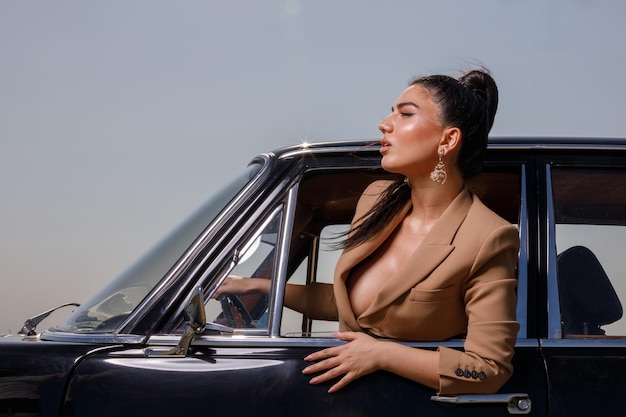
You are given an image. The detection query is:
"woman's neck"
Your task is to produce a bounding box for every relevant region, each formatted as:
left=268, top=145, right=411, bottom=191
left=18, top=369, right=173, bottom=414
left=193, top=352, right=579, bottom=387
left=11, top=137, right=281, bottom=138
left=406, top=174, right=464, bottom=225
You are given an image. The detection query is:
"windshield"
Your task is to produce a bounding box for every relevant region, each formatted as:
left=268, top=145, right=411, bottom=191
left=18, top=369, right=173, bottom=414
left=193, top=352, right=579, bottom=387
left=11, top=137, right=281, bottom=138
left=52, top=161, right=264, bottom=333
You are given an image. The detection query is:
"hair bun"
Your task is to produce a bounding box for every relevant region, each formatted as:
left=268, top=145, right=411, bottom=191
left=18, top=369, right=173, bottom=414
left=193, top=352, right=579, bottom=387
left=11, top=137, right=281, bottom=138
left=458, top=69, right=499, bottom=129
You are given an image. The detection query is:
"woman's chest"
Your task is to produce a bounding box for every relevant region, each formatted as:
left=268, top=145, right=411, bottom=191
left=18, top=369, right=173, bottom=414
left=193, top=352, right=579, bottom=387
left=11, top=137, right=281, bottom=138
left=346, top=226, right=426, bottom=317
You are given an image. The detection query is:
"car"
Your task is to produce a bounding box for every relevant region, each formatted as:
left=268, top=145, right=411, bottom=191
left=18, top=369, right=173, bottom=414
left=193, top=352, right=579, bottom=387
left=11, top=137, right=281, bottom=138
left=2, top=137, right=626, bottom=416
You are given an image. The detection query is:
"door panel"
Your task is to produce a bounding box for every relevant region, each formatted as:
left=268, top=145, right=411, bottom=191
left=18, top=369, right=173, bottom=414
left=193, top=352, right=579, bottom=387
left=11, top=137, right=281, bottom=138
left=62, top=341, right=545, bottom=417
left=542, top=342, right=626, bottom=415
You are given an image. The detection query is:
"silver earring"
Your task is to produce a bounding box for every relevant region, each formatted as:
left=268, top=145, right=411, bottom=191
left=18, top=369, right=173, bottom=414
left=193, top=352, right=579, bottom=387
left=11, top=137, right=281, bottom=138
left=404, top=177, right=411, bottom=188
left=430, top=148, right=447, bottom=185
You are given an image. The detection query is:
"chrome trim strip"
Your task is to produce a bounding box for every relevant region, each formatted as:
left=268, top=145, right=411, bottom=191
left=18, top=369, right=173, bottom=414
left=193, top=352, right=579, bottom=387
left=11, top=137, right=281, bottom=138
left=273, top=140, right=626, bottom=161
left=486, top=143, right=626, bottom=151
left=145, top=334, right=539, bottom=349
left=278, top=144, right=381, bottom=159
left=514, top=338, right=542, bottom=348
left=545, top=165, right=563, bottom=339
left=269, top=185, right=299, bottom=337
left=516, top=166, right=528, bottom=339
left=541, top=338, right=626, bottom=348
left=40, top=331, right=145, bottom=344
left=431, top=393, right=531, bottom=415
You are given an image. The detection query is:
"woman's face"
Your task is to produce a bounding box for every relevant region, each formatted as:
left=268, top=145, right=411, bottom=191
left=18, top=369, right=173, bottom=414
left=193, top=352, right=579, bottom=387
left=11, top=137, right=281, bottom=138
left=378, top=84, right=446, bottom=179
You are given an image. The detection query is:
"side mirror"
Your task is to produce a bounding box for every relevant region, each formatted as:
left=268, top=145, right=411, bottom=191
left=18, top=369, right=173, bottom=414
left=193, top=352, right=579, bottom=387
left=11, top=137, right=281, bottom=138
left=184, top=287, right=207, bottom=333
left=145, top=287, right=207, bottom=357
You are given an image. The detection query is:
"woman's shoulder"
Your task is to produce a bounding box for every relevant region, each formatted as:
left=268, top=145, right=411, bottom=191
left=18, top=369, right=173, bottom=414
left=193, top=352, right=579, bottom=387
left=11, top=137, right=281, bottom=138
left=466, top=192, right=518, bottom=236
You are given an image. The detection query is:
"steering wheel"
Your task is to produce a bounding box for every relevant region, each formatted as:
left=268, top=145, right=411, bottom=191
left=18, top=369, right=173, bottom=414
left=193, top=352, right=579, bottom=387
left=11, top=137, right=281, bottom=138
left=94, top=312, right=131, bottom=332
left=219, top=294, right=255, bottom=328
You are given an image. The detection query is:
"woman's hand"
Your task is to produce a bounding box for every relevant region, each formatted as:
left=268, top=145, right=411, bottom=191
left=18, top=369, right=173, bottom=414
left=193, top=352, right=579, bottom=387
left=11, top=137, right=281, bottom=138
left=302, top=331, right=385, bottom=393
left=211, top=275, right=270, bottom=299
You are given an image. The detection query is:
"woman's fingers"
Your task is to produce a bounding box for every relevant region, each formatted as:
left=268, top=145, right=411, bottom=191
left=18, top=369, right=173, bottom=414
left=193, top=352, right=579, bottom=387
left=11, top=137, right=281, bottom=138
left=302, top=332, right=383, bottom=393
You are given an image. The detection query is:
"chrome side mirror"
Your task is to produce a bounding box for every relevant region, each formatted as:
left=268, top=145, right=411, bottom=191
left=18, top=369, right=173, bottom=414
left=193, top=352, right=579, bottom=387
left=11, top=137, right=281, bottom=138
left=145, top=287, right=206, bottom=357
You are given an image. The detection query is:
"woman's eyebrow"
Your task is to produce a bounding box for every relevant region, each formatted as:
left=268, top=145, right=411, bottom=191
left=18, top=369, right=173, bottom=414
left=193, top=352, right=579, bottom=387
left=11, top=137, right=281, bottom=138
left=394, top=102, right=418, bottom=111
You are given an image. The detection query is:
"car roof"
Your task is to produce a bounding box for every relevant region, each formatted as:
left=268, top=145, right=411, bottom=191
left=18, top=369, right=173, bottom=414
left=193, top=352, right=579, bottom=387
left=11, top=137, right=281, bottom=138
left=269, top=137, right=626, bottom=160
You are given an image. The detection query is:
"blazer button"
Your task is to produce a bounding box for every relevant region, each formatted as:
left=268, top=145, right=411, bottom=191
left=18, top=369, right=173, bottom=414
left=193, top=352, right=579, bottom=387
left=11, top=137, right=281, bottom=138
left=455, top=368, right=464, bottom=377
left=463, top=370, right=472, bottom=378
left=478, top=371, right=486, bottom=380
left=471, top=371, right=479, bottom=379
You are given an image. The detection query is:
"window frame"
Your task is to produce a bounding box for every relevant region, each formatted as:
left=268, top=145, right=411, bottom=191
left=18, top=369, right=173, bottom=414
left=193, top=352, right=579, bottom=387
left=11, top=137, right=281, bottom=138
left=274, top=158, right=531, bottom=344
left=545, top=162, right=626, bottom=341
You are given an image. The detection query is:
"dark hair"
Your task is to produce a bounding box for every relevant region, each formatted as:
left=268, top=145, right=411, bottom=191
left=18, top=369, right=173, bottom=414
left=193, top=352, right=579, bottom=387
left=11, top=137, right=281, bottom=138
left=343, top=69, right=498, bottom=250
left=415, top=69, right=498, bottom=178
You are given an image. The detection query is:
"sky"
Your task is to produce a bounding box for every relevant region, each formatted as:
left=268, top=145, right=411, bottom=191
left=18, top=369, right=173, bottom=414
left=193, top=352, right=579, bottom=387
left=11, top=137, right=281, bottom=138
left=1, top=0, right=625, bottom=334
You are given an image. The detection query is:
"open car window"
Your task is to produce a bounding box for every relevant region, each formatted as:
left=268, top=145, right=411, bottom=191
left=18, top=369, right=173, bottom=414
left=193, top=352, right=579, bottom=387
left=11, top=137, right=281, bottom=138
left=280, top=165, right=523, bottom=337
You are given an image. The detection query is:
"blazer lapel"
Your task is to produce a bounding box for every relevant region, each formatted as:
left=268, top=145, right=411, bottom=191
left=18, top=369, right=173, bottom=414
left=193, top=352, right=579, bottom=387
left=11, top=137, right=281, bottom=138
left=333, top=202, right=412, bottom=330
left=357, top=189, right=473, bottom=323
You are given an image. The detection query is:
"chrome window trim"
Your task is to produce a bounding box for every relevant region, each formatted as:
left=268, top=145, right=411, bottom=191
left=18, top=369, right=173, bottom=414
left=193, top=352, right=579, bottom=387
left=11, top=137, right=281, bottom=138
left=273, top=139, right=626, bottom=162
left=545, top=164, right=563, bottom=339
left=278, top=144, right=381, bottom=159
left=487, top=143, right=626, bottom=151
left=516, top=166, right=528, bottom=339
left=541, top=338, right=626, bottom=348
left=146, top=334, right=539, bottom=349
left=269, top=185, right=298, bottom=337
left=38, top=332, right=146, bottom=344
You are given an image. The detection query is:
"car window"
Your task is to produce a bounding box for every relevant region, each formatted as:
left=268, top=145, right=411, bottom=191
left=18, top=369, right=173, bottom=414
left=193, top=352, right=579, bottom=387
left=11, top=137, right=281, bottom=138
left=281, top=169, right=387, bottom=336
left=280, top=165, right=524, bottom=338
left=205, top=207, right=283, bottom=333
left=552, top=167, right=626, bottom=337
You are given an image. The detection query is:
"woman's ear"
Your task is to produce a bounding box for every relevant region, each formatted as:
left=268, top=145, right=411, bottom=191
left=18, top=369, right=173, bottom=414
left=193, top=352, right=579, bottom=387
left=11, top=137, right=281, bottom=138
left=441, top=127, right=461, bottom=153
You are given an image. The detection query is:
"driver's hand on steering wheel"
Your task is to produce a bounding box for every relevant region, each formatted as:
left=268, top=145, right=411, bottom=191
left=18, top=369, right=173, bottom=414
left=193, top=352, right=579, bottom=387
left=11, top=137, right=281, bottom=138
left=211, top=275, right=270, bottom=299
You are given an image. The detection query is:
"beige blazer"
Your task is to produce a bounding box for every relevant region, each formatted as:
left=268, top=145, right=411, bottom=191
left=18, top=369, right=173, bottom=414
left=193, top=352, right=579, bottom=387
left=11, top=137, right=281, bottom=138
left=295, top=182, right=520, bottom=395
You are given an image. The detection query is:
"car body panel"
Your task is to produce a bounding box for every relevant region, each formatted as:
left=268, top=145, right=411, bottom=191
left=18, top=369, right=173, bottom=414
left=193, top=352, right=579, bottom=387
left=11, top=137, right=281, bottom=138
left=61, top=340, right=546, bottom=417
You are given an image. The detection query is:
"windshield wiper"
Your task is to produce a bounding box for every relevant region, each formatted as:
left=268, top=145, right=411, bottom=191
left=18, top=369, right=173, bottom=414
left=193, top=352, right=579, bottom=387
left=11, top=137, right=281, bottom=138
left=19, top=303, right=80, bottom=336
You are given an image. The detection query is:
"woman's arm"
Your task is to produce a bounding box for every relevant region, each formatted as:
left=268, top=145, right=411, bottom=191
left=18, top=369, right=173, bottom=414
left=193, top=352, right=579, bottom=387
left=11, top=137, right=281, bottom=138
left=438, top=223, right=520, bottom=394
left=284, top=282, right=338, bottom=321
left=303, top=332, right=439, bottom=393
left=213, top=277, right=338, bottom=320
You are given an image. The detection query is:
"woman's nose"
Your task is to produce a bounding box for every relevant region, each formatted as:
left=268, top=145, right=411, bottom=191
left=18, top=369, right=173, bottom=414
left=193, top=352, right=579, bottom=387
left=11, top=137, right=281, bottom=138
left=378, top=115, right=392, bottom=133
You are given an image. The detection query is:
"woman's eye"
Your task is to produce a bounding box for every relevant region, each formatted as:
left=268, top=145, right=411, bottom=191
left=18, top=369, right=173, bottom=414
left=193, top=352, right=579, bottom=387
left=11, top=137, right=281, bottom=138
left=400, top=112, right=414, bottom=117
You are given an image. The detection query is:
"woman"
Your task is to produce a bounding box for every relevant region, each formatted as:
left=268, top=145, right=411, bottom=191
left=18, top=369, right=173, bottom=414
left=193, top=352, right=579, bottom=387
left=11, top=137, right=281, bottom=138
left=218, top=68, right=519, bottom=395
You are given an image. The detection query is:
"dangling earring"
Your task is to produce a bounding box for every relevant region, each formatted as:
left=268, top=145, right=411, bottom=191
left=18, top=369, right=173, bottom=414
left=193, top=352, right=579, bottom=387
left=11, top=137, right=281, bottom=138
left=404, top=177, right=411, bottom=188
left=430, top=148, right=447, bottom=185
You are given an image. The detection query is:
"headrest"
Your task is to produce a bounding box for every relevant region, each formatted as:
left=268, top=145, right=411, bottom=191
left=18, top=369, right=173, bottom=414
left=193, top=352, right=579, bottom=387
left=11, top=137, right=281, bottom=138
left=557, top=246, right=623, bottom=335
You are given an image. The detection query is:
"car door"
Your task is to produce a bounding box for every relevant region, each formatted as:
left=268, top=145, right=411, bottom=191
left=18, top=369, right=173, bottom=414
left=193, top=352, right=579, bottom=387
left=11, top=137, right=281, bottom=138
left=62, top=148, right=546, bottom=416
left=276, top=155, right=545, bottom=416
left=539, top=152, right=626, bottom=415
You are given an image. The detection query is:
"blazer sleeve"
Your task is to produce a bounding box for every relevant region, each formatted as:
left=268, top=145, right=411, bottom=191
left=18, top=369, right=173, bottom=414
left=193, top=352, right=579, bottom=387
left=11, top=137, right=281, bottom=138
left=283, top=180, right=392, bottom=321
left=437, top=223, right=520, bottom=395
left=284, top=282, right=338, bottom=321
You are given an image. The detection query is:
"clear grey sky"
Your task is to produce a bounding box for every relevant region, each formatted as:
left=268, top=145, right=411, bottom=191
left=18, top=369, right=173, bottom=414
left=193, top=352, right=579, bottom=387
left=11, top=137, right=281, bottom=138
left=1, top=0, right=625, bottom=334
